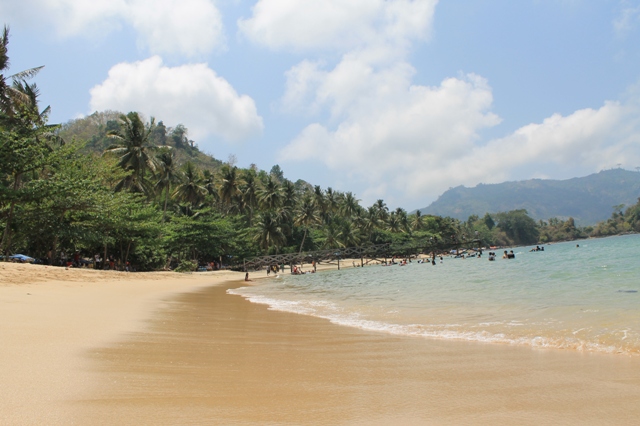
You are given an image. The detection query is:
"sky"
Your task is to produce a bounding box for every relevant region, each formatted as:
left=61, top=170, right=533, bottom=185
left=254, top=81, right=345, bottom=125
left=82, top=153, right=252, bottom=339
left=3, top=0, right=640, bottom=211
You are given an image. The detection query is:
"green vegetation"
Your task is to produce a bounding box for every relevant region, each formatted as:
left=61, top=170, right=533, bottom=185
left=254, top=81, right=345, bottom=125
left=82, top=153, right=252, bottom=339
left=0, top=27, right=637, bottom=271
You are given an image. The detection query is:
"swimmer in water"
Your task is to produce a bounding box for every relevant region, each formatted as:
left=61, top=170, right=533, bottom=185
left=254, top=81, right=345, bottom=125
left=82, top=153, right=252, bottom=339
left=245, top=272, right=252, bottom=282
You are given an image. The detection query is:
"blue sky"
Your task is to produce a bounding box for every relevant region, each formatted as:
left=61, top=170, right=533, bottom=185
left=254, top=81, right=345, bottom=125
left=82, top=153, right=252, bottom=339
left=3, top=0, right=640, bottom=210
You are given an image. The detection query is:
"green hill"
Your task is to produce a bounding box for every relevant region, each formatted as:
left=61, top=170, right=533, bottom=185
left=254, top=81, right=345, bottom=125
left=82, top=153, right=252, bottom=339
left=418, top=169, right=640, bottom=225
left=57, top=111, right=224, bottom=172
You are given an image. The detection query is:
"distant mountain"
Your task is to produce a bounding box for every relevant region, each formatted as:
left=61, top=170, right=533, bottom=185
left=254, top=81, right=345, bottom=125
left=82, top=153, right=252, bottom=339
left=417, top=169, right=640, bottom=225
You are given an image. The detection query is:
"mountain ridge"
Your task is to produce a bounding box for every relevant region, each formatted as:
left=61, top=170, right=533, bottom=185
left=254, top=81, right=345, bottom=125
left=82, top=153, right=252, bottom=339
left=417, top=169, right=640, bottom=225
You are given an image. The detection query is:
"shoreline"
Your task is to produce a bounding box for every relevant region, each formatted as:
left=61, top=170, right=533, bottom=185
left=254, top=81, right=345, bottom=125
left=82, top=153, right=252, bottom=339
left=73, top=281, right=640, bottom=425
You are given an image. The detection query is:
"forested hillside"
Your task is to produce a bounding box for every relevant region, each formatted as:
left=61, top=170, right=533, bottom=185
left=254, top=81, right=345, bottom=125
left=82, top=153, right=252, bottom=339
left=419, top=169, right=640, bottom=225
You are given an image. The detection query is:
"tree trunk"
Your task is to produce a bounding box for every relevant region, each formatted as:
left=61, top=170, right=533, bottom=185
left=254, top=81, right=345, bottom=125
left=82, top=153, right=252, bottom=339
left=0, top=173, right=21, bottom=254
left=103, top=240, right=108, bottom=270
left=125, top=241, right=132, bottom=266
left=0, top=199, right=15, bottom=254
left=163, top=185, right=170, bottom=222
left=298, top=228, right=307, bottom=256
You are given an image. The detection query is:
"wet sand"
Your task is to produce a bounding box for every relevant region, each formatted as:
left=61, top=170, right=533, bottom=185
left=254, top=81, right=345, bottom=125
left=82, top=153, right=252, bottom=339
left=73, top=283, right=640, bottom=425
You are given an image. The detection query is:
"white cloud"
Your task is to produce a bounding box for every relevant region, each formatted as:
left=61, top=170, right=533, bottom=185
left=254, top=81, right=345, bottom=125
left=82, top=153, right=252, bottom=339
left=406, top=100, right=640, bottom=198
left=0, top=0, right=224, bottom=56
left=281, top=57, right=640, bottom=205
left=614, top=4, right=640, bottom=38
left=89, top=56, right=263, bottom=142
left=281, top=68, right=501, bottom=193
left=125, top=0, right=225, bottom=56
left=238, top=0, right=438, bottom=52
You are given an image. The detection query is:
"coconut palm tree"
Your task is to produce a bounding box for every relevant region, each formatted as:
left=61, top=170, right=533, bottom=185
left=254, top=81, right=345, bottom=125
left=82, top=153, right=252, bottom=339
left=0, top=26, right=44, bottom=119
left=357, top=206, right=382, bottom=243
left=338, top=221, right=360, bottom=248
left=258, top=174, right=283, bottom=211
left=239, top=168, right=260, bottom=225
left=373, top=199, right=389, bottom=221
left=387, top=213, right=402, bottom=233
left=105, top=112, right=158, bottom=194
left=411, top=210, right=424, bottom=231
left=281, top=179, right=298, bottom=211
left=155, top=150, right=179, bottom=222
left=395, top=207, right=410, bottom=233
left=172, top=162, right=207, bottom=214
left=325, top=187, right=340, bottom=215
left=294, top=195, right=321, bottom=254
left=340, top=191, right=359, bottom=218
left=321, top=224, right=340, bottom=249
left=253, top=210, right=287, bottom=254
left=217, top=164, right=241, bottom=212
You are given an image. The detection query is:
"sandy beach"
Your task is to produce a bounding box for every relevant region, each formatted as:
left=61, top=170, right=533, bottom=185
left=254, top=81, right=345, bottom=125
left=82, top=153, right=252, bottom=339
left=3, top=262, right=640, bottom=425
left=0, top=263, right=242, bottom=425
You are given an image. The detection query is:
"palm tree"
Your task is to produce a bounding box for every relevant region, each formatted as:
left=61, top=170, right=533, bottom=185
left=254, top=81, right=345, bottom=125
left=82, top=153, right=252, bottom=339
left=411, top=210, right=424, bottom=231
left=294, top=195, right=321, bottom=254
left=217, top=164, right=241, bottom=212
left=312, top=185, right=327, bottom=219
left=239, top=169, right=260, bottom=225
left=104, top=112, right=158, bottom=194
left=0, top=60, right=52, bottom=254
left=6, top=80, right=52, bottom=131
left=325, top=187, right=340, bottom=215
left=155, top=150, right=179, bottom=222
left=258, top=174, right=283, bottom=210
left=0, top=26, right=44, bottom=119
left=253, top=210, right=287, bottom=254
left=321, top=224, right=340, bottom=249
left=373, top=199, right=389, bottom=220
left=338, top=221, right=360, bottom=248
left=172, top=162, right=207, bottom=210
left=358, top=206, right=381, bottom=243
left=395, top=207, right=410, bottom=233
left=340, top=192, right=359, bottom=218
left=281, top=179, right=298, bottom=211
left=387, top=213, right=402, bottom=233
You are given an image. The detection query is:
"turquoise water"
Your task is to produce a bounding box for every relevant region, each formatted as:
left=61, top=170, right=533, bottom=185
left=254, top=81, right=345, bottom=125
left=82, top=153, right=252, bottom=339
left=229, top=235, right=640, bottom=355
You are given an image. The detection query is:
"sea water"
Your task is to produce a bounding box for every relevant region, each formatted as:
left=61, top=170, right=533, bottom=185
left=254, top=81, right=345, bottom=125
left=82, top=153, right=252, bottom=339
left=229, top=234, right=640, bottom=356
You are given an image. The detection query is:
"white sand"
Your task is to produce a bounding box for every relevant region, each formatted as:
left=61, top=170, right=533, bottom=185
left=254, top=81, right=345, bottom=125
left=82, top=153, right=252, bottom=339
left=0, top=263, right=242, bottom=425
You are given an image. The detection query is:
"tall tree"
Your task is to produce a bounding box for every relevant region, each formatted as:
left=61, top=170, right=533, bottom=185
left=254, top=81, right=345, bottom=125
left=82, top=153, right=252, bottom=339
left=258, top=174, right=283, bottom=211
left=294, top=195, right=320, bottom=254
left=217, top=164, right=241, bottom=213
left=253, top=210, right=286, bottom=254
left=172, top=162, right=206, bottom=211
left=155, top=150, right=179, bottom=222
left=411, top=210, right=424, bottom=231
left=340, top=192, right=359, bottom=218
left=239, top=168, right=259, bottom=225
left=104, top=112, right=158, bottom=194
left=0, top=26, right=44, bottom=119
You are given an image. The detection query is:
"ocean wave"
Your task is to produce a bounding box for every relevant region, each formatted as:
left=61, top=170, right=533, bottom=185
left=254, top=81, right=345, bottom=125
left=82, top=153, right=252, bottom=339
left=227, top=288, right=639, bottom=357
